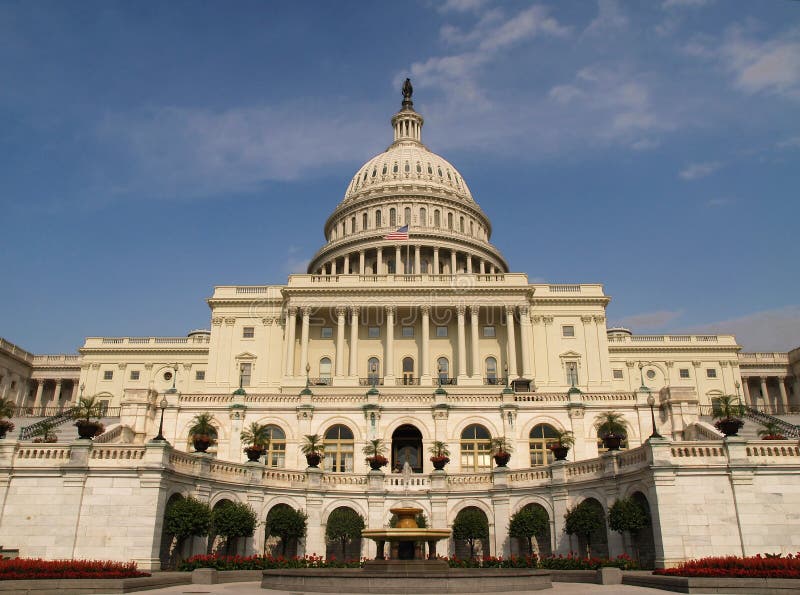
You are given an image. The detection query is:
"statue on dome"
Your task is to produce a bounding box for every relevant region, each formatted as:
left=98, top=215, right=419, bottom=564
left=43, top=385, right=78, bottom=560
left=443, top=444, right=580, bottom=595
left=402, top=78, right=413, bottom=107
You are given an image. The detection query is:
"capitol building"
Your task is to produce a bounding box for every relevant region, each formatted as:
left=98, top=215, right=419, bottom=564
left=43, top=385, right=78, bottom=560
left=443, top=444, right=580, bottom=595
left=1, top=85, right=799, bottom=571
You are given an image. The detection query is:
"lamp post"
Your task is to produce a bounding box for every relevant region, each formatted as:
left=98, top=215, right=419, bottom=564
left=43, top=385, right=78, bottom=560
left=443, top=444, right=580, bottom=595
left=301, top=363, right=313, bottom=396
left=502, top=364, right=513, bottom=395
left=638, top=363, right=662, bottom=439
left=166, top=363, right=178, bottom=394
left=151, top=396, right=169, bottom=442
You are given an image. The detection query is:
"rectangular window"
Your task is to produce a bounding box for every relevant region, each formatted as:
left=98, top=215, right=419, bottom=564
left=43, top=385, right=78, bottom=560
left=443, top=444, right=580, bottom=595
left=129, top=370, right=140, bottom=381
left=402, top=326, right=414, bottom=337
left=483, top=326, right=496, bottom=338
left=436, top=326, right=448, bottom=338
left=613, top=369, right=623, bottom=379
left=240, top=363, right=252, bottom=386
left=706, top=368, right=717, bottom=378
left=562, top=325, right=575, bottom=337
left=195, top=370, right=205, bottom=381
left=321, top=327, right=333, bottom=339
left=368, top=326, right=380, bottom=338
left=566, top=362, right=579, bottom=386
left=242, top=326, right=255, bottom=338
left=103, top=370, right=113, bottom=380
left=679, top=368, right=690, bottom=379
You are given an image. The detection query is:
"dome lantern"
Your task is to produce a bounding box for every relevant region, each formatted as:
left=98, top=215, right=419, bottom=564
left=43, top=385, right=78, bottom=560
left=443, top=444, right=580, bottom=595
left=391, top=78, right=424, bottom=146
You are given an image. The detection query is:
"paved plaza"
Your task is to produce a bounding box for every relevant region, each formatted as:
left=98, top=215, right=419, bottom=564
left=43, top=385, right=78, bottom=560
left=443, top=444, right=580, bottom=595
left=133, top=580, right=677, bottom=595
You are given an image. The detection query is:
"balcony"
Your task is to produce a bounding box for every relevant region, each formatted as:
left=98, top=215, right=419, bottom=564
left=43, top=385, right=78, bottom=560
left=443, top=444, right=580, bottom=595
left=359, top=377, right=385, bottom=387
left=484, top=377, right=508, bottom=386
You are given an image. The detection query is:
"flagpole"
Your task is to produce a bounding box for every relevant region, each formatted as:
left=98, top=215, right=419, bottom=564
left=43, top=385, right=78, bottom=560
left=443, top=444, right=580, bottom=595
left=406, top=229, right=410, bottom=274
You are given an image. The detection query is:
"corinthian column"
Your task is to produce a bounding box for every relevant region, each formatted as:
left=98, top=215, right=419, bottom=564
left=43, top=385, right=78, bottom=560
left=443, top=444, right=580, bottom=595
left=457, top=305, right=467, bottom=380
left=506, top=306, right=518, bottom=378
left=299, top=307, right=311, bottom=376
left=285, top=307, right=298, bottom=376
left=519, top=306, right=533, bottom=378
left=349, top=306, right=360, bottom=377
left=470, top=305, right=480, bottom=379
left=335, top=307, right=346, bottom=378
left=385, top=306, right=395, bottom=385
left=421, top=305, right=430, bottom=380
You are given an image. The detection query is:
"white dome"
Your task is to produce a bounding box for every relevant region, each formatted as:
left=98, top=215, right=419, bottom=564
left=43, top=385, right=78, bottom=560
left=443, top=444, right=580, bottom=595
left=343, top=144, right=474, bottom=204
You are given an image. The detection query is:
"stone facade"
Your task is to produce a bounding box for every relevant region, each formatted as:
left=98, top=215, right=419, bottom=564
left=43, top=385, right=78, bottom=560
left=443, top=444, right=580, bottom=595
left=1, top=88, right=799, bottom=571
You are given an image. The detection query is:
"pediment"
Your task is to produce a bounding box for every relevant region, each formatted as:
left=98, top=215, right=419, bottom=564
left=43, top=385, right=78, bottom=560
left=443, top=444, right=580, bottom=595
left=235, top=352, right=257, bottom=360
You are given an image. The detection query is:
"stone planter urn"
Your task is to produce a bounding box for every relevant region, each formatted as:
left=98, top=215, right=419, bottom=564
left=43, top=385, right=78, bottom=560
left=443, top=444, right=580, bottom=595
left=716, top=418, right=744, bottom=437
left=368, top=455, right=388, bottom=470
left=602, top=434, right=623, bottom=451
left=193, top=436, right=213, bottom=452
left=244, top=447, right=264, bottom=462
left=305, top=452, right=322, bottom=468
left=551, top=446, right=570, bottom=461
left=75, top=420, right=103, bottom=440
left=430, top=456, right=449, bottom=470
left=493, top=451, right=511, bottom=467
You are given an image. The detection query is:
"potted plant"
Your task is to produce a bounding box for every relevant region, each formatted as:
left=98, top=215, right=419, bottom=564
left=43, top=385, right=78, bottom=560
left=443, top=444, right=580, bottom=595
left=300, top=434, right=325, bottom=468
left=0, top=398, right=15, bottom=439
left=31, top=420, right=57, bottom=443
left=188, top=412, right=217, bottom=452
left=712, top=395, right=744, bottom=437
left=595, top=411, right=627, bottom=451
left=72, top=396, right=105, bottom=439
left=490, top=436, right=513, bottom=467
left=757, top=421, right=786, bottom=440
left=429, top=440, right=451, bottom=470
left=549, top=429, right=575, bottom=461
left=363, top=438, right=388, bottom=471
left=240, top=421, right=270, bottom=461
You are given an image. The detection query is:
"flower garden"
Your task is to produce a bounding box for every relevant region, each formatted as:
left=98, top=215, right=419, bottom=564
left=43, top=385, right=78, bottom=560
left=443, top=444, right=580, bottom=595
left=653, top=553, right=800, bottom=578
left=0, top=558, right=149, bottom=580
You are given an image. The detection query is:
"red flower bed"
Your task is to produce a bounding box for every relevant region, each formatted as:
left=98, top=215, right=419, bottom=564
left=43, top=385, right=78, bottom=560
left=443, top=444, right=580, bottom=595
left=654, top=553, right=800, bottom=578
left=0, top=558, right=149, bottom=580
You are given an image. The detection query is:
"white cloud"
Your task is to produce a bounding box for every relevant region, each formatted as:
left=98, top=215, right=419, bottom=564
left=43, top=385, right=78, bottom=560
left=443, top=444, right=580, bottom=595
left=284, top=246, right=310, bottom=275
left=679, top=161, right=721, bottom=180
left=616, top=310, right=684, bottom=330
left=777, top=136, right=800, bottom=149
left=631, top=138, right=661, bottom=151
left=662, top=0, right=712, bottom=8
left=688, top=305, right=800, bottom=352
left=719, top=28, right=800, bottom=99
left=95, top=101, right=384, bottom=199
left=439, top=0, right=488, bottom=13
left=585, top=0, right=629, bottom=36
left=548, top=84, right=584, bottom=104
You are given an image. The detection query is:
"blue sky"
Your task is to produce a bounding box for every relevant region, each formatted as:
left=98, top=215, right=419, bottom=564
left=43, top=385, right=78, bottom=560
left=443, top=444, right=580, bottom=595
left=1, top=0, right=799, bottom=353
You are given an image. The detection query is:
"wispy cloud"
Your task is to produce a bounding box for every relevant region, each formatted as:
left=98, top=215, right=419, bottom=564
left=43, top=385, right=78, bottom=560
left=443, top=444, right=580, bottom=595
left=584, top=0, right=629, bottom=36
left=616, top=310, right=684, bottom=330
left=705, top=197, right=733, bottom=208
left=679, top=161, right=721, bottom=180
left=777, top=136, right=800, bottom=149
left=284, top=246, right=310, bottom=275
left=662, top=0, right=713, bottom=9
left=94, top=101, right=383, bottom=200
left=688, top=305, right=800, bottom=351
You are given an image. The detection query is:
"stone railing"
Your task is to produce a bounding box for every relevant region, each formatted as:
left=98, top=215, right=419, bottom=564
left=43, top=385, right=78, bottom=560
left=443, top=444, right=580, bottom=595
left=384, top=475, right=430, bottom=489
left=89, top=445, right=146, bottom=461
left=0, top=337, right=34, bottom=363
left=564, top=460, right=604, bottom=479
left=14, top=445, right=71, bottom=461
left=607, top=334, right=736, bottom=345
left=83, top=336, right=210, bottom=348
left=32, top=354, right=81, bottom=366
left=508, top=468, right=552, bottom=484
left=447, top=472, right=494, bottom=488
left=321, top=473, right=367, bottom=487
left=289, top=273, right=530, bottom=288
left=739, top=352, right=789, bottom=363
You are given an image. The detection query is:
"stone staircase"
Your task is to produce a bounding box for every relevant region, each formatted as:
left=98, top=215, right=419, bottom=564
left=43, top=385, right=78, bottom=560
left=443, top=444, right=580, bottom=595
left=9, top=410, right=122, bottom=443
left=699, top=410, right=800, bottom=440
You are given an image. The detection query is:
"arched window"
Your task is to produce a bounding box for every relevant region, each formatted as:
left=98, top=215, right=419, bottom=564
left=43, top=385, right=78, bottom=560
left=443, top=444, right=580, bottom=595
left=351, top=217, right=356, bottom=234
left=447, top=212, right=453, bottom=229
left=529, top=424, right=559, bottom=466
left=264, top=425, right=286, bottom=468
left=376, top=210, right=382, bottom=228
left=362, top=213, right=368, bottom=230
left=404, top=207, right=411, bottom=225
left=402, top=357, right=415, bottom=385
left=460, top=424, right=492, bottom=471
left=437, top=357, right=450, bottom=384
left=324, top=425, right=354, bottom=473
left=420, top=208, right=427, bottom=227
left=390, top=208, right=396, bottom=227
left=367, top=357, right=381, bottom=384
left=566, top=362, right=579, bottom=387
left=469, top=221, right=474, bottom=236
left=319, top=357, right=332, bottom=385
left=341, top=221, right=345, bottom=236
left=485, top=357, right=498, bottom=384
left=434, top=210, right=441, bottom=227
left=459, top=216, right=465, bottom=233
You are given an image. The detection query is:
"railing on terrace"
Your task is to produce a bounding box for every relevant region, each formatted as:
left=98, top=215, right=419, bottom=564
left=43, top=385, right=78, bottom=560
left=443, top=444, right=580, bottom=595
left=739, top=352, right=789, bottom=362
left=0, top=337, right=34, bottom=363
left=358, top=377, right=384, bottom=387
left=84, top=336, right=210, bottom=347
left=32, top=354, right=80, bottom=365
left=607, top=334, right=734, bottom=345
left=484, top=377, right=508, bottom=386
left=385, top=475, right=429, bottom=489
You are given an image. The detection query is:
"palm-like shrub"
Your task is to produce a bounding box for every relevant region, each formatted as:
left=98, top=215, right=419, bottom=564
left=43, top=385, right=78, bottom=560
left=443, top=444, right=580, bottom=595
left=595, top=411, right=627, bottom=439
left=72, top=396, right=104, bottom=423
left=240, top=422, right=271, bottom=450
left=0, top=397, right=15, bottom=419
left=189, top=413, right=218, bottom=442
left=757, top=422, right=786, bottom=440
left=300, top=434, right=325, bottom=456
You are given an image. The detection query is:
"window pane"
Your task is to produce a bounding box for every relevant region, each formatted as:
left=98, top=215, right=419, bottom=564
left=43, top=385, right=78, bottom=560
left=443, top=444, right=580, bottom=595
left=483, top=326, right=496, bottom=337
left=562, top=325, right=575, bottom=337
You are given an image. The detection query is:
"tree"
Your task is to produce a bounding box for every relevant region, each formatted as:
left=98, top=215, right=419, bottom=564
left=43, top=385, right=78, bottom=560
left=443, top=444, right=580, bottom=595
left=508, top=506, right=549, bottom=555
left=608, top=497, right=649, bottom=561
left=325, top=508, right=365, bottom=559
left=210, top=501, right=258, bottom=555
left=452, top=508, right=489, bottom=559
left=266, top=505, right=308, bottom=556
left=163, top=497, right=211, bottom=565
left=564, top=500, right=605, bottom=557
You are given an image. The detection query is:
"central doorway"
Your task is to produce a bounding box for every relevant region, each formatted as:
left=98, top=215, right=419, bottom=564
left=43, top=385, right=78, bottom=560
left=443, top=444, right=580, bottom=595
left=391, top=424, right=423, bottom=473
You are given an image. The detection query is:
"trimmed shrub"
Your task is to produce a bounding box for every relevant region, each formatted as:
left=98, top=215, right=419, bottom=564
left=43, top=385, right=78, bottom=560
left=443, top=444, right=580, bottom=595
left=654, top=553, right=800, bottom=578
left=0, top=558, right=149, bottom=580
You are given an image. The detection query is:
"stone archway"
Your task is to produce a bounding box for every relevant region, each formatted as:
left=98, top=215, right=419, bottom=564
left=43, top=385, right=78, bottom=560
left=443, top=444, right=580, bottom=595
left=572, top=498, right=608, bottom=559
left=517, top=503, right=551, bottom=557
left=158, top=493, right=183, bottom=570
left=631, top=492, right=655, bottom=568
left=207, top=499, right=235, bottom=555
left=453, top=506, right=490, bottom=559
left=324, top=506, right=364, bottom=561
left=264, top=503, right=300, bottom=557
left=392, top=424, right=423, bottom=473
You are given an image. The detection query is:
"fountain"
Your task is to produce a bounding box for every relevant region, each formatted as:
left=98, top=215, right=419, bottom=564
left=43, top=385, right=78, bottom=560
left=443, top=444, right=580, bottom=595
left=261, top=498, right=551, bottom=593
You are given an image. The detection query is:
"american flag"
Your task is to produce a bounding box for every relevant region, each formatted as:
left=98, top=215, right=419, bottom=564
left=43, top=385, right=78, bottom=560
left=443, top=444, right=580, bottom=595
left=384, top=225, right=409, bottom=240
